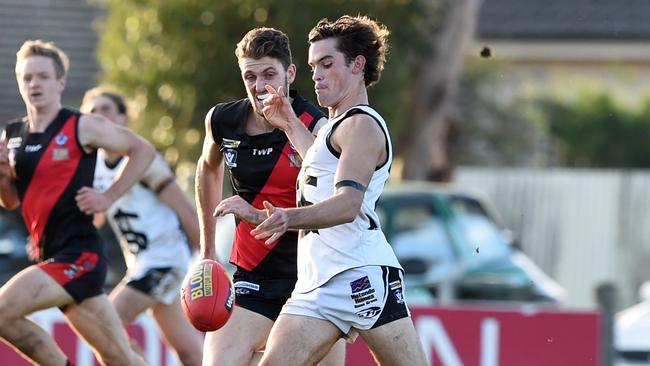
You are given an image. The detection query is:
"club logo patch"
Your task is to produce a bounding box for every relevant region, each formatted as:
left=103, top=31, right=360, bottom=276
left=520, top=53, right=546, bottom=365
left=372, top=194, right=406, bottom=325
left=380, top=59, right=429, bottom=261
left=224, top=148, right=238, bottom=167
left=55, top=133, right=68, bottom=145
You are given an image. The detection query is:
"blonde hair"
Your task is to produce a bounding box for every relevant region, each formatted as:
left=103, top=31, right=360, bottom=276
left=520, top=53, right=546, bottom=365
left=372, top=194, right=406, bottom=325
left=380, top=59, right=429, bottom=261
left=16, top=39, right=70, bottom=78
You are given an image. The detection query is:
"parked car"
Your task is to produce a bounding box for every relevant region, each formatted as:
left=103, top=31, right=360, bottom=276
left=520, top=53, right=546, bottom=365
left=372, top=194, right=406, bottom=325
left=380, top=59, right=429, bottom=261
left=376, top=181, right=566, bottom=304
left=615, top=282, right=650, bottom=365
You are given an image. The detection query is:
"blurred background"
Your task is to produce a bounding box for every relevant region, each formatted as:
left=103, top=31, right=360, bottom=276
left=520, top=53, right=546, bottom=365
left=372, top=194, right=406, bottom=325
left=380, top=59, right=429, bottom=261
left=2, top=0, right=650, bottom=364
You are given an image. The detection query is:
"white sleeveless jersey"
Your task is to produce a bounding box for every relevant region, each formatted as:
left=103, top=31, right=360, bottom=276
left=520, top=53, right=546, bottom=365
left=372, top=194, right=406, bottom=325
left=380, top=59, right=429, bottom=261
left=94, top=150, right=190, bottom=277
left=294, top=105, right=402, bottom=293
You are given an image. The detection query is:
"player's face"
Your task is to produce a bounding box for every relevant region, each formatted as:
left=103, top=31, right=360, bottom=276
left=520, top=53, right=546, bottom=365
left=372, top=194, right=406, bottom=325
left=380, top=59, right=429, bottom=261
left=84, top=95, right=127, bottom=126
left=239, top=56, right=295, bottom=116
left=15, top=56, right=65, bottom=110
left=308, top=38, right=355, bottom=110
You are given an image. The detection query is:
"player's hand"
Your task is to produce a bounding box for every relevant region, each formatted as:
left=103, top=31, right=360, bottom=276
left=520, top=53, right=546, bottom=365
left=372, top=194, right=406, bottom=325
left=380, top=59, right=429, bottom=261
left=262, top=85, right=296, bottom=131
left=214, top=195, right=263, bottom=224
left=251, top=201, right=289, bottom=245
left=75, top=186, right=112, bottom=214
left=0, top=139, right=14, bottom=179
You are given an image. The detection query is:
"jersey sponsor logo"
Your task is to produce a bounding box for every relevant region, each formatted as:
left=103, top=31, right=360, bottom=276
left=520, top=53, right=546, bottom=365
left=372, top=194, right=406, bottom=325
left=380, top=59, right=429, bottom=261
left=24, top=144, right=42, bottom=152
left=350, top=276, right=371, bottom=293
left=356, top=306, right=382, bottom=319
left=222, top=138, right=241, bottom=148
left=224, top=148, right=238, bottom=167
left=253, top=147, right=273, bottom=156
left=55, top=133, right=68, bottom=145
left=52, top=148, right=69, bottom=161
left=233, top=281, right=260, bottom=291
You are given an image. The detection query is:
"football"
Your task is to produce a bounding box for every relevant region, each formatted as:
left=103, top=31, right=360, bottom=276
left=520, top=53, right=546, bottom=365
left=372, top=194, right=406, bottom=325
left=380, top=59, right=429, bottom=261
left=180, top=259, right=235, bottom=332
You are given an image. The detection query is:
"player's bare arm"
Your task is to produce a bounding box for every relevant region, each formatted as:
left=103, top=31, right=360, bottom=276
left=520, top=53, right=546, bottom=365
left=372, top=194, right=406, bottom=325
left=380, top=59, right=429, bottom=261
left=252, top=114, right=385, bottom=243
left=75, top=113, right=155, bottom=213
left=196, top=107, right=226, bottom=260
left=262, top=84, right=316, bottom=158
left=143, top=154, right=201, bottom=251
left=0, top=135, right=19, bottom=210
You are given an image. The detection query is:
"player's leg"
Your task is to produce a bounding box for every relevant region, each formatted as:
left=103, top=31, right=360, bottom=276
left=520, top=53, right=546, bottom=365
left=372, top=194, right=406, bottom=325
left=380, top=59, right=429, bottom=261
left=360, top=317, right=427, bottom=366
left=258, top=314, right=341, bottom=366
left=318, top=339, right=346, bottom=366
left=358, top=266, right=427, bottom=366
left=109, top=282, right=156, bottom=324
left=64, top=294, right=147, bottom=366
left=0, top=265, right=74, bottom=366
left=152, top=296, right=203, bottom=366
left=203, top=306, right=273, bottom=366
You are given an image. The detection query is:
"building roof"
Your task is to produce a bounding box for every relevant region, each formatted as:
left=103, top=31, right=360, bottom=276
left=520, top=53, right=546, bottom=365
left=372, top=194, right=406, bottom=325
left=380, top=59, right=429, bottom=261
left=477, top=0, right=650, bottom=40
left=0, top=0, right=103, bottom=125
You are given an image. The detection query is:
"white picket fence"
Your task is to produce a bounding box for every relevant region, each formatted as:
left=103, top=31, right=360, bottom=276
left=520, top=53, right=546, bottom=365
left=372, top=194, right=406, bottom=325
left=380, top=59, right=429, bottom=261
left=454, top=167, right=650, bottom=309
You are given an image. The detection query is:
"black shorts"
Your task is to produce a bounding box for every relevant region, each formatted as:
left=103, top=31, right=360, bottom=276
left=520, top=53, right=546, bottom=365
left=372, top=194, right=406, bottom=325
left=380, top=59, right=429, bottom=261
left=233, top=268, right=296, bottom=321
left=38, top=249, right=107, bottom=304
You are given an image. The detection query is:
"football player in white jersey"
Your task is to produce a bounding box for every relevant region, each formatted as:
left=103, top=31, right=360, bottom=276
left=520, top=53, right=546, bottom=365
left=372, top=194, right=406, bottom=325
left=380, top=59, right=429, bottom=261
left=230, top=15, right=428, bottom=366
left=81, top=87, right=204, bottom=366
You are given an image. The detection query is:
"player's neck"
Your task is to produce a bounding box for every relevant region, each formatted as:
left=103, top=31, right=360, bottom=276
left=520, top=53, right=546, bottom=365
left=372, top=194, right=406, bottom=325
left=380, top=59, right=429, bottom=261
left=26, top=102, right=62, bottom=133
left=329, top=88, right=368, bottom=119
left=248, top=112, right=275, bottom=135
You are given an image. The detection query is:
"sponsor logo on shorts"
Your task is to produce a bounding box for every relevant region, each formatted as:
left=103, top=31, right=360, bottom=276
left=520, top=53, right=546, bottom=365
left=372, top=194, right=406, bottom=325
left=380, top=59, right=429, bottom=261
left=234, top=281, right=260, bottom=291
left=189, top=263, right=213, bottom=301
left=356, top=306, right=382, bottom=319
left=350, top=276, right=371, bottom=293
left=235, top=288, right=250, bottom=295
left=64, top=264, right=81, bottom=279
left=350, top=276, right=377, bottom=308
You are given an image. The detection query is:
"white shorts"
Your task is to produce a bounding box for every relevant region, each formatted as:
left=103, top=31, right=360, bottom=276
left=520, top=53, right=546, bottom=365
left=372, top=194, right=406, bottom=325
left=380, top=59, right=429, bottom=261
left=123, top=266, right=186, bottom=305
left=281, top=265, right=410, bottom=341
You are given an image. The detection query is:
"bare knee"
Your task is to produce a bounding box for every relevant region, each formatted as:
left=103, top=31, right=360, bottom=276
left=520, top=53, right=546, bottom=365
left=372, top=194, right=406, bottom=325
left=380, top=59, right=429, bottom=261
left=174, top=344, right=203, bottom=366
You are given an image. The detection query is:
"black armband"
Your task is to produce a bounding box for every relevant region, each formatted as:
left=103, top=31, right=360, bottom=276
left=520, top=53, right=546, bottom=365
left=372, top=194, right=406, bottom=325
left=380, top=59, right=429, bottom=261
left=335, top=180, right=367, bottom=193
left=154, top=176, right=175, bottom=195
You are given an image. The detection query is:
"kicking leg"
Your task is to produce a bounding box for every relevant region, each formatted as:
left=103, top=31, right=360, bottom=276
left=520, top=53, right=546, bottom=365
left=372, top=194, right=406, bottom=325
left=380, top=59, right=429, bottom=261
left=0, top=266, right=74, bottom=366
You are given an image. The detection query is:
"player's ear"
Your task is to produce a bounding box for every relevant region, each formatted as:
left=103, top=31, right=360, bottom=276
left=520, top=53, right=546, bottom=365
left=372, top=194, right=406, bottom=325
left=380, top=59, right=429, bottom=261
left=286, top=64, right=296, bottom=85
left=352, top=55, right=366, bottom=75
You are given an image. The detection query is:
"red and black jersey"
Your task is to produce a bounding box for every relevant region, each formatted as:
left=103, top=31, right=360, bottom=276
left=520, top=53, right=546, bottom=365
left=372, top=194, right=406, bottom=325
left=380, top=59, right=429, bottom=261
left=211, top=90, right=325, bottom=278
left=4, top=108, right=99, bottom=260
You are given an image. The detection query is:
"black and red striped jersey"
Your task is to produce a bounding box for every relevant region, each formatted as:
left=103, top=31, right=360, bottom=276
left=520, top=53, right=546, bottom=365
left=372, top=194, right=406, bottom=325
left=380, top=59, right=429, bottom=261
left=4, top=108, right=99, bottom=260
left=211, top=90, right=325, bottom=278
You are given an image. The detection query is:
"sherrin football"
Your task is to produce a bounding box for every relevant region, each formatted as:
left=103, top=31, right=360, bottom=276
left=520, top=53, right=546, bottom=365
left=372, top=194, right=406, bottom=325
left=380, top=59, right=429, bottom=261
left=181, top=259, right=235, bottom=332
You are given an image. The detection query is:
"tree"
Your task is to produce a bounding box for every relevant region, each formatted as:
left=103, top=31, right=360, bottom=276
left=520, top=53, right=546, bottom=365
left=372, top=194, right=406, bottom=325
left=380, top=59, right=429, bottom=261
left=94, top=0, right=460, bottom=183
left=396, top=0, right=481, bottom=182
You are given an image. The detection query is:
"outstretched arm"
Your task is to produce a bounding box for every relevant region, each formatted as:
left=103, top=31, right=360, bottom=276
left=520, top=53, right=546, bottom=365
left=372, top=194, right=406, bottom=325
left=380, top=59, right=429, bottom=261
left=143, top=154, right=201, bottom=251
left=195, top=107, right=226, bottom=260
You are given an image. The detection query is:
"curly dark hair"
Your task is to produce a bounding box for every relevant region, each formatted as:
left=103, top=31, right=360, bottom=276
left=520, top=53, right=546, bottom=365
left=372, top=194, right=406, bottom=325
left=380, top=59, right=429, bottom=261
left=308, top=15, right=390, bottom=87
